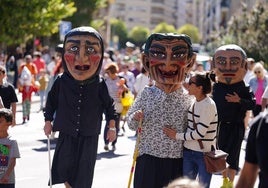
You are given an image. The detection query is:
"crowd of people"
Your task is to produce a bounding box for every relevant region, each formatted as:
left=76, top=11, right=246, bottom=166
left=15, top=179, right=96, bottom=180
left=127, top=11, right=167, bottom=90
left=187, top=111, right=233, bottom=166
left=0, top=26, right=266, bottom=188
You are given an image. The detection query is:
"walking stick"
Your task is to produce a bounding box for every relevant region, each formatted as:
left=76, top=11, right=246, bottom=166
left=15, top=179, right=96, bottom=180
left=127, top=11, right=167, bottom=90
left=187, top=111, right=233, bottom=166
left=127, top=117, right=142, bottom=188
left=47, top=135, right=52, bottom=188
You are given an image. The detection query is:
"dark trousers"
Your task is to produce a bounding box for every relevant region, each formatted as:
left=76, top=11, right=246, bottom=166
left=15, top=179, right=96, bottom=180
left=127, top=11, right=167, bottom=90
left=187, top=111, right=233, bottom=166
left=134, top=154, right=183, bottom=188
left=0, top=184, right=15, bottom=188
left=252, top=104, right=262, bottom=117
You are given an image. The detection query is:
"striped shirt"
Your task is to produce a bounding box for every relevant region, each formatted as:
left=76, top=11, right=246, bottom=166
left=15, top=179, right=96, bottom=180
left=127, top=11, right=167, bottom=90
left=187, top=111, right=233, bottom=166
left=177, top=96, right=218, bottom=152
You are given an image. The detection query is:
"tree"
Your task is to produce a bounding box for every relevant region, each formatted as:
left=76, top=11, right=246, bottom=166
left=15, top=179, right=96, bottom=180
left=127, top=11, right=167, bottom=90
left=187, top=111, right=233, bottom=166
left=152, top=22, right=177, bottom=33
left=208, top=2, right=268, bottom=62
left=177, top=24, right=200, bottom=43
left=0, top=0, right=76, bottom=46
left=65, top=0, right=104, bottom=28
left=128, top=26, right=150, bottom=48
left=110, top=19, right=128, bottom=49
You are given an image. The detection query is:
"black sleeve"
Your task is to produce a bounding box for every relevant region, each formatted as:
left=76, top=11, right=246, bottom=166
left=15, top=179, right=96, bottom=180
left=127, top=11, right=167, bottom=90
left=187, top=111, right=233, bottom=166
left=245, top=118, right=259, bottom=164
left=44, top=76, right=61, bottom=122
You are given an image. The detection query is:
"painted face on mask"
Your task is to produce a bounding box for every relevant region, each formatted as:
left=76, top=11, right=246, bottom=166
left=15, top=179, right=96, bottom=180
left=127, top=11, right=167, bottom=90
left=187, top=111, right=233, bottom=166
left=63, top=35, right=102, bottom=81
left=213, top=49, right=246, bottom=85
left=146, top=39, right=193, bottom=85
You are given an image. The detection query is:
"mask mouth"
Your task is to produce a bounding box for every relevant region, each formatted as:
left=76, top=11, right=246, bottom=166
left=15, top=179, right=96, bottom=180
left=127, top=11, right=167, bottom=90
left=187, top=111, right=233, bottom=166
left=75, top=65, right=90, bottom=71
left=159, top=69, right=178, bottom=78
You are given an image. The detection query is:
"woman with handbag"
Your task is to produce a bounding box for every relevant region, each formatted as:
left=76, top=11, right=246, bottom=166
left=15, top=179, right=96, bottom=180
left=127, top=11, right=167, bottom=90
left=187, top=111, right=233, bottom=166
left=163, top=71, right=218, bottom=188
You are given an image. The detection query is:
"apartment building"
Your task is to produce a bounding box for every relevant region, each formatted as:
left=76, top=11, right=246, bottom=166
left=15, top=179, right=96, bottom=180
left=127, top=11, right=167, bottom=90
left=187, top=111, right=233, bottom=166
left=107, top=0, right=265, bottom=44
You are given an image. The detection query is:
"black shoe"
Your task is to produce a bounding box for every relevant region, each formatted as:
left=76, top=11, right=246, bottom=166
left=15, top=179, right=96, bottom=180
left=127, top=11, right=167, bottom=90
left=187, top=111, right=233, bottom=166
left=104, top=144, right=109, bottom=151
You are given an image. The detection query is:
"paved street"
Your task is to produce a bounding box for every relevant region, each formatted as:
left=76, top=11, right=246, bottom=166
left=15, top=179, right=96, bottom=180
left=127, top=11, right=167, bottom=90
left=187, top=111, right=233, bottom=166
left=8, top=92, right=258, bottom=188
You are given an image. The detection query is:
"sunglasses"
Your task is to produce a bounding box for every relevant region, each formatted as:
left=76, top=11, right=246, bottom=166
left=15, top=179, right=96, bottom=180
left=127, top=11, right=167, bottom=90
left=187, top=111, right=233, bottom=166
left=254, top=71, right=261, bottom=74
left=189, top=79, right=197, bottom=85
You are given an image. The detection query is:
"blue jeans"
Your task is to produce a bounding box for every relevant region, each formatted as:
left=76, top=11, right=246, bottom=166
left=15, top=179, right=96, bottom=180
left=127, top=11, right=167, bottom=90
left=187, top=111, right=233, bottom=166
left=183, top=148, right=212, bottom=188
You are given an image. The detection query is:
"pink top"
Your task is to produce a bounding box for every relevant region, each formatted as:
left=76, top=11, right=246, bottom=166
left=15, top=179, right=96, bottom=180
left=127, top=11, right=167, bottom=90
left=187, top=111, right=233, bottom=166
left=255, top=79, right=264, bottom=105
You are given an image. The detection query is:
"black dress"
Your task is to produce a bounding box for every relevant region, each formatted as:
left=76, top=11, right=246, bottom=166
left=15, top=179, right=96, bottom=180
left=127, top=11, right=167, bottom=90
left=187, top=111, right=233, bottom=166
left=45, top=73, right=116, bottom=187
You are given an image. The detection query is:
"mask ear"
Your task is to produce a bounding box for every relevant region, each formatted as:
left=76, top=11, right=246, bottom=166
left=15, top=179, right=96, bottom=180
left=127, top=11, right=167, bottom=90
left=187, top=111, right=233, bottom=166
left=185, top=53, right=196, bottom=73
left=243, top=59, right=248, bottom=71
left=142, top=53, right=150, bottom=73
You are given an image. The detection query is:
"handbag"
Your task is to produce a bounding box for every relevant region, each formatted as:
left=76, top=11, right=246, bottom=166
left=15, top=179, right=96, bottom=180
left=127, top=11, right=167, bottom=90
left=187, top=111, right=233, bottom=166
left=191, top=103, right=228, bottom=174
left=203, top=145, right=228, bottom=174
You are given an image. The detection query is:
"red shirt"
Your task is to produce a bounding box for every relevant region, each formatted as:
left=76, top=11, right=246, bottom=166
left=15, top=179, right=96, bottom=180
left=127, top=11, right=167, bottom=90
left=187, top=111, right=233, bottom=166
left=33, top=57, right=46, bottom=74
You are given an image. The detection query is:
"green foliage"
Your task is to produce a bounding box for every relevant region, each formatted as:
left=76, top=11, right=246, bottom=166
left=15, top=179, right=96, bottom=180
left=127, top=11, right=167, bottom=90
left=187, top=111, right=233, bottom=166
left=110, top=19, right=128, bottom=49
left=65, top=0, right=101, bottom=27
left=177, top=24, right=200, bottom=43
left=128, top=26, right=150, bottom=47
left=209, top=2, right=268, bottom=62
left=152, top=22, right=176, bottom=33
left=0, top=0, right=76, bottom=46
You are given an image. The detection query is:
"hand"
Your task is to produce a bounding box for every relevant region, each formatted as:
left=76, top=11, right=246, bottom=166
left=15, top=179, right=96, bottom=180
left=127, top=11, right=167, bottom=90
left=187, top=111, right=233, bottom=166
left=44, top=121, right=52, bottom=136
left=133, top=110, right=143, bottom=122
left=163, top=126, right=177, bottom=140
left=225, top=92, right=240, bottom=103
left=107, top=129, right=116, bottom=142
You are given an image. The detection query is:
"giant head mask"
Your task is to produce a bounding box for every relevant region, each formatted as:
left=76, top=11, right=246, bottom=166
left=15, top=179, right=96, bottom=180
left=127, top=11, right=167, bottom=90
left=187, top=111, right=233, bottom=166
left=142, top=33, right=195, bottom=91
left=63, top=26, right=104, bottom=81
left=212, top=44, right=247, bottom=85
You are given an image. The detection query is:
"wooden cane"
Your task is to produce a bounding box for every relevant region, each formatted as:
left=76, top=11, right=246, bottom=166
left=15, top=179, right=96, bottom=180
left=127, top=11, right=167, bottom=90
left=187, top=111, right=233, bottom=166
left=127, top=117, right=142, bottom=188
left=47, top=136, right=52, bottom=188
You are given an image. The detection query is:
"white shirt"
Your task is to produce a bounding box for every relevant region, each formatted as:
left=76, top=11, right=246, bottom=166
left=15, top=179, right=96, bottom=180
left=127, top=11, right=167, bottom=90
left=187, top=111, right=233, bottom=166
left=134, top=73, right=150, bottom=96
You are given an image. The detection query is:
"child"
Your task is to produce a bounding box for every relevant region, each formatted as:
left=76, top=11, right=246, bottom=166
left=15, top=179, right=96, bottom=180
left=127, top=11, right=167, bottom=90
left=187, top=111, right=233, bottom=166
left=38, top=68, right=49, bottom=111
left=0, top=108, right=20, bottom=187
left=18, top=66, right=39, bottom=123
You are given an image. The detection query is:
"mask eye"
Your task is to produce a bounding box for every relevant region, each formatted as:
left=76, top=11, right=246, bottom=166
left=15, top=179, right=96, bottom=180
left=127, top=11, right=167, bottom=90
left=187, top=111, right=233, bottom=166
left=70, top=46, right=79, bottom=52
left=149, top=50, right=166, bottom=59
left=86, top=46, right=96, bottom=54
left=172, top=50, right=187, bottom=59
left=218, top=60, right=226, bottom=65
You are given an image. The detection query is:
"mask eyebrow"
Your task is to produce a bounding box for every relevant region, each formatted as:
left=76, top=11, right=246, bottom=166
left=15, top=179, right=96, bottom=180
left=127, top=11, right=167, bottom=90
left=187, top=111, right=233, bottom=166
left=85, top=40, right=100, bottom=46
left=230, top=57, right=241, bottom=61
left=172, top=45, right=188, bottom=51
left=66, top=39, right=80, bottom=44
left=150, top=44, right=165, bottom=51
left=215, top=56, right=226, bottom=61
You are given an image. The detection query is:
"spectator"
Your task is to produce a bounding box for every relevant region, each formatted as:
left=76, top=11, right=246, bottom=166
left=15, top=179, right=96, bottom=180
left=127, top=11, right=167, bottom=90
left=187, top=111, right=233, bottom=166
left=18, top=55, right=38, bottom=84
left=33, top=51, right=46, bottom=78
left=248, top=62, right=268, bottom=117
left=12, top=47, right=24, bottom=88
left=18, top=66, right=39, bottom=123
left=244, top=57, right=255, bottom=85
left=131, top=58, right=142, bottom=78
left=38, top=68, right=49, bottom=111
left=133, top=67, right=152, bottom=97
left=0, top=65, right=18, bottom=126
left=119, top=62, right=136, bottom=94
left=0, top=108, right=20, bottom=187
left=103, top=62, right=128, bottom=151
left=163, top=71, right=217, bottom=188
